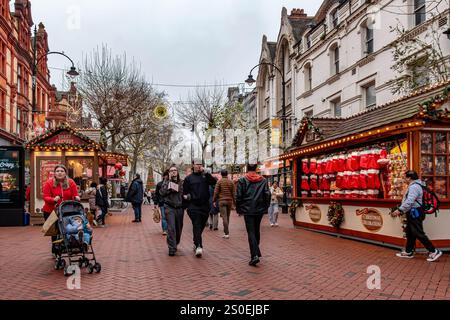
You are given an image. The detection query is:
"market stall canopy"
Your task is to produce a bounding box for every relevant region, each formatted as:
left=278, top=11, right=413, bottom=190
left=283, top=79, right=450, bottom=160
left=25, top=123, right=103, bottom=151
left=99, top=151, right=128, bottom=166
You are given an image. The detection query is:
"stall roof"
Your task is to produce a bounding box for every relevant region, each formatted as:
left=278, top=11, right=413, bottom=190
left=291, top=79, right=450, bottom=150
left=25, top=123, right=103, bottom=151
left=98, top=151, right=129, bottom=166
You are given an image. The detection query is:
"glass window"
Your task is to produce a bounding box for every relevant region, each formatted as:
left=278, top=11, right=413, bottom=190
left=331, top=98, right=341, bottom=117
left=414, top=0, right=426, bottom=26
left=364, top=83, right=376, bottom=109
left=334, top=47, right=339, bottom=74
left=366, top=27, right=374, bottom=54
left=332, top=10, right=338, bottom=28
left=421, top=133, right=433, bottom=153
left=435, top=132, right=446, bottom=153
left=66, top=157, right=94, bottom=196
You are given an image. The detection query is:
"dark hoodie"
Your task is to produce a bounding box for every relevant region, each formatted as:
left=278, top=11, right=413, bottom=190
left=126, top=178, right=144, bottom=205
left=236, top=171, right=270, bottom=216
left=183, top=171, right=217, bottom=212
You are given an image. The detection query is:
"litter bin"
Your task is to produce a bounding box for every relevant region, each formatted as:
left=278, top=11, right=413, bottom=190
left=23, top=212, right=30, bottom=226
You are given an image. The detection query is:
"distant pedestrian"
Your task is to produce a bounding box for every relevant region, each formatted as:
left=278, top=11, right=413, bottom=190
left=85, top=182, right=98, bottom=226
left=95, top=177, right=109, bottom=226
left=155, top=170, right=169, bottom=235
left=236, top=163, right=270, bottom=266
left=208, top=184, right=219, bottom=231
left=268, top=181, right=283, bottom=227
left=127, top=173, right=144, bottom=223
left=213, top=169, right=236, bottom=239
left=160, top=165, right=184, bottom=256
left=145, top=189, right=152, bottom=205
left=392, top=170, right=442, bottom=262
left=183, top=159, right=217, bottom=258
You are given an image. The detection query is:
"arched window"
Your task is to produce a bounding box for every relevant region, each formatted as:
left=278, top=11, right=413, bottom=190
left=330, top=44, right=339, bottom=75
left=361, top=19, right=374, bottom=55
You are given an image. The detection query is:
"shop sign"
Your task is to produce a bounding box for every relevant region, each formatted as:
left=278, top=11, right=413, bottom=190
left=45, top=132, right=85, bottom=146
left=305, top=203, right=321, bottom=223
left=356, top=208, right=383, bottom=232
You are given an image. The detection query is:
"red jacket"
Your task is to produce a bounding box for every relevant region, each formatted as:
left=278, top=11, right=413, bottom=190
left=42, top=178, right=79, bottom=213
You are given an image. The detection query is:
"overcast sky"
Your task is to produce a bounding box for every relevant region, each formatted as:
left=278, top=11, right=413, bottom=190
left=31, top=0, right=322, bottom=103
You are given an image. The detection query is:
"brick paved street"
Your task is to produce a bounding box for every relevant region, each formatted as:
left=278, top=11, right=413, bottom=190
left=0, top=205, right=449, bottom=300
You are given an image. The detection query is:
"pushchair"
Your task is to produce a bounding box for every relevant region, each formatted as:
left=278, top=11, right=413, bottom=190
left=52, top=201, right=101, bottom=276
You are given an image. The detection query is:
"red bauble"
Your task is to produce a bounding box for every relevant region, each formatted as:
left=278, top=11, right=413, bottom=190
left=119, top=170, right=126, bottom=176
left=115, top=162, right=123, bottom=170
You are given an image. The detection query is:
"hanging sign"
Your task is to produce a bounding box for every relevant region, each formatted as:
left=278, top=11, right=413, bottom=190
left=356, top=208, right=383, bottom=232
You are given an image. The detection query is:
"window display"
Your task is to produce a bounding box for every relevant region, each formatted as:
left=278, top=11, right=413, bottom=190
left=66, top=157, right=94, bottom=196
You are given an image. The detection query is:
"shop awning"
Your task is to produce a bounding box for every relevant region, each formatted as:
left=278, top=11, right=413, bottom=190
left=99, top=152, right=129, bottom=166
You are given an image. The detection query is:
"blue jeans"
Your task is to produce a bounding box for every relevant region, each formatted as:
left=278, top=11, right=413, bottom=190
left=133, top=203, right=143, bottom=220
left=160, top=205, right=168, bottom=232
left=268, top=203, right=279, bottom=224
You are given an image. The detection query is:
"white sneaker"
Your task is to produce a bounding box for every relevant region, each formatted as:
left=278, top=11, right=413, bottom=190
left=395, top=251, right=414, bottom=259
left=270, top=224, right=274, bottom=227
left=195, top=247, right=203, bottom=257
left=427, top=249, right=442, bottom=262
left=274, top=223, right=279, bottom=227
left=222, top=234, right=229, bottom=239
left=93, top=220, right=98, bottom=227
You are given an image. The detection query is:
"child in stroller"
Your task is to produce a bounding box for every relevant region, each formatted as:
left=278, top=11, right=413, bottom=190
left=64, top=215, right=92, bottom=250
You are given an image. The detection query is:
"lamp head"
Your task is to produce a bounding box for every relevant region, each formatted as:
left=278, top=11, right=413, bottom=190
left=245, top=74, right=256, bottom=86
left=67, top=66, right=79, bottom=77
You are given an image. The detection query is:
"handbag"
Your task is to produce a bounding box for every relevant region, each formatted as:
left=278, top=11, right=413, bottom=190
left=153, top=206, right=161, bottom=223
left=42, top=210, right=59, bottom=236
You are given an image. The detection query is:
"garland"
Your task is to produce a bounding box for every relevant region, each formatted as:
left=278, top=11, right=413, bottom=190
left=289, top=199, right=303, bottom=219
left=327, top=202, right=344, bottom=228
left=418, top=85, right=450, bottom=120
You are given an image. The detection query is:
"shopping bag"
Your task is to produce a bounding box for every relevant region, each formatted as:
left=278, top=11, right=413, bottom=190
left=42, top=211, right=59, bottom=236
left=153, top=206, right=161, bottom=223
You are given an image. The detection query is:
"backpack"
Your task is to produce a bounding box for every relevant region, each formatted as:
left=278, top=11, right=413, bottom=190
left=413, top=183, right=440, bottom=217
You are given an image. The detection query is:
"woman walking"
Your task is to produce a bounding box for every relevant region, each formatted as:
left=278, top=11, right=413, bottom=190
left=85, top=182, right=98, bottom=226
left=160, top=165, right=185, bottom=256
left=268, top=182, right=283, bottom=227
left=42, top=164, right=80, bottom=254
left=95, top=177, right=109, bottom=227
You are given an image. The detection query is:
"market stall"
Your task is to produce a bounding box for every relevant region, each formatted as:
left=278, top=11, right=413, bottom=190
left=25, top=124, right=128, bottom=222
left=281, top=80, right=450, bottom=249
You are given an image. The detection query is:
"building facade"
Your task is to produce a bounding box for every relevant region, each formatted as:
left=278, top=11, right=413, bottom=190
left=253, top=0, right=450, bottom=163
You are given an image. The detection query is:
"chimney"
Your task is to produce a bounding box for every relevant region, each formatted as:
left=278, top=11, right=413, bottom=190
left=289, top=8, right=308, bottom=20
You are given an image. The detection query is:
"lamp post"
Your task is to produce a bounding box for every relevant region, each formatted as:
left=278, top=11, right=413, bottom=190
left=245, top=62, right=288, bottom=213
left=31, top=26, right=79, bottom=117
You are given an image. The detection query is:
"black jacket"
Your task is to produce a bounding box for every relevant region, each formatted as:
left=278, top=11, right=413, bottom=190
left=95, top=185, right=109, bottom=208
left=126, top=178, right=144, bottom=204
left=154, top=180, right=165, bottom=206
left=159, top=179, right=184, bottom=209
left=183, top=172, right=217, bottom=212
left=236, top=176, right=270, bottom=216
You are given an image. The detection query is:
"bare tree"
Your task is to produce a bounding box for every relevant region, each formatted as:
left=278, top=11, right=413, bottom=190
left=78, top=44, right=154, bottom=152
left=174, top=85, right=225, bottom=163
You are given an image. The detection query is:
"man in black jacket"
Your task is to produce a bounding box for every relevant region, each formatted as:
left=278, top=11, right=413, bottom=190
left=154, top=170, right=169, bottom=235
left=183, top=159, right=217, bottom=258
left=236, top=163, right=271, bottom=266
left=127, top=173, right=144, bottom=222
left=95, top=177, right=109, bottom=227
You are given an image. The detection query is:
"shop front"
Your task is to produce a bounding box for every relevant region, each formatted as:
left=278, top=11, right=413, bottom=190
left=282, top=80, right=450, bottom=249
left=0, top=146, right=25, bottom=226
left=25, top=124, right=128, bottom=223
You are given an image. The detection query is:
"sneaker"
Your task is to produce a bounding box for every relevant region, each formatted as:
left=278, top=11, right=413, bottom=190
left=270, top=224, right=274, bottom=227
left=249, top=256, right=260, bottom=266
left=427, top=249, right=443, bottom=262
left=222, top=234, right=229, bottom=239
left=213, top=228, right=218, bottom=231
left=93, top=220, right=98, bottom=227
left=395, top=251, right=414, bottom=258
left=168, top=251, right=175, bottom=256
left=162, top=231, right=167, bottom=236
left=195, top=247, right=203, bottom=258
left=132, top=219, right=139, bottom=223
left=274, top=223, right=279, bottom=227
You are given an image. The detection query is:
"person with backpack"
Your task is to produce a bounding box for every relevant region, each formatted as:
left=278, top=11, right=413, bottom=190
left=127, top=173, right=145, bottom=223
left=391, top=170, right=442, bottom=262
left=236, top=163, right=271, bottom=266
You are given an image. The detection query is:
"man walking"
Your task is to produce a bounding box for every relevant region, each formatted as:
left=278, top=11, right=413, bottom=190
left=183, top=159, right=217, bottom=258
left=213, top=169, right=236, bottom=239
left=236, top=163, right=270, bottom=266
left=392, top=170, right=442, bottom=262
left=95, top=177, right=109, bottom=227
left=154, top=171, right=169, bottom=235
left=127, top=173, right=144, bottom=223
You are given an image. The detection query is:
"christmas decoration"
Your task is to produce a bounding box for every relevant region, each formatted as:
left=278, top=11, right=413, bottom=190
left=115, top=162, right=123, bottom=170
left=289, top=199, right=303, bottom=219
left=327, top=202, right=344, bottom=228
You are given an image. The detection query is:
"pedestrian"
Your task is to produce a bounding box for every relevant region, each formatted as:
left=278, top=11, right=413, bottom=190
left=159, top=165, right=184, bottom=256
left=127, top=173, right=144, bottom=223
left=208, top=184, right=219, bottom=231
left=236, top=163, right=270, bottom=266
left=268, top=181, right=283, bottom=227
left=213, top=169, right=236, bottom=239
left=145, top=189, right=152, bottom=205
left=155, top=170, right=169, bottom=235
left=42, top=164, right=80, bottom=254
left=391, top=170, right=442, bottom=262
left=183, top=158, right=217, bottom=258
left=85, top=182, right=98, bottom=226
left=95, top=177, right=109, bottom=227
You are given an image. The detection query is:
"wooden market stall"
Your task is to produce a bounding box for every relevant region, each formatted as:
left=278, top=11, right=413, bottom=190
left=281, top=79, right=450, bottom=249
left=25, top=124, right=128, bottom=223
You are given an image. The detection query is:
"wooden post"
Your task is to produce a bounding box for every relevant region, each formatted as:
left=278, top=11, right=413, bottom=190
left=93, top=151, right=99, bottom=183
left=30, top=150, right=35, bottom=218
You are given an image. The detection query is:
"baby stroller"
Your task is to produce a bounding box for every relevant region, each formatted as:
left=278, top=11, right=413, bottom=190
left=53, top=200, right=101, bottom=276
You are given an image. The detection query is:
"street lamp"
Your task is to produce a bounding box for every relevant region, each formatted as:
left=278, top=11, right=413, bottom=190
left=32, top=26, right=79, bottom=115
left=246, top=62, right=289, bottom=213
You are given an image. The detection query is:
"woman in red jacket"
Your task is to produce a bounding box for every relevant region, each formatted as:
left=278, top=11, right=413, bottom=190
left=42, top=164, right=80, bottom=220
